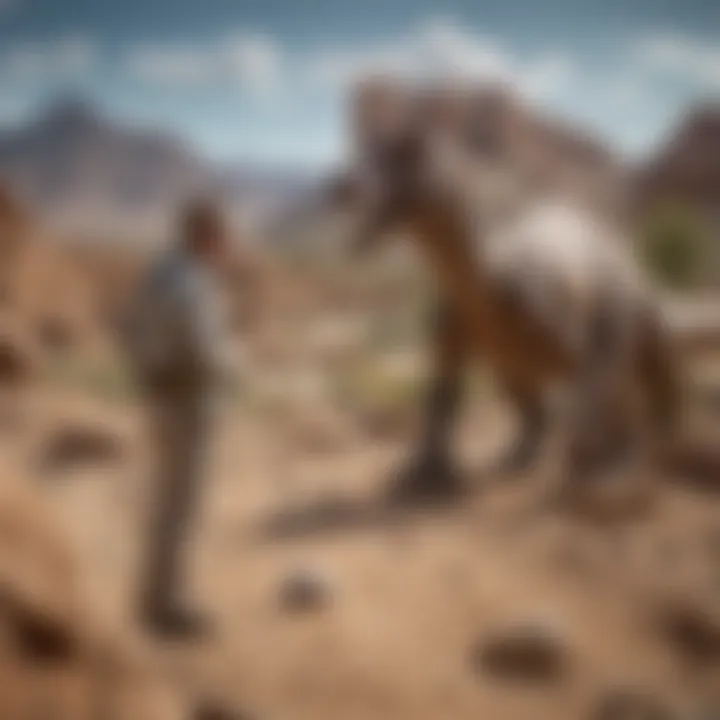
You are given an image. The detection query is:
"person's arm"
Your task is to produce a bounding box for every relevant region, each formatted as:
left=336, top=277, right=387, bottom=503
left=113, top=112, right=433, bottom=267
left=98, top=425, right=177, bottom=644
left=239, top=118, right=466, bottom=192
left=175, top=269, right=235, bottom=382
left=116, top=263, right=178, bottom=394
left=117, top=268, right=160, bottom=369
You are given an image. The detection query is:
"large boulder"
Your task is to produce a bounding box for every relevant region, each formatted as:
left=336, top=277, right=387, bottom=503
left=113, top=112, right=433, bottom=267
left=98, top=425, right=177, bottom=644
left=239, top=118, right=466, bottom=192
left=0, top=481, right=241, bottom=719
left=470, top=619, right=569, bottom=682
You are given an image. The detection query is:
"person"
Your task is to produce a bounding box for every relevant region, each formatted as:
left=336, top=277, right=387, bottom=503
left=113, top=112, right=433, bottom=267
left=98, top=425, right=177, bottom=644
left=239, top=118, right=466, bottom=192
left=121, top=199, right=235, bottom=639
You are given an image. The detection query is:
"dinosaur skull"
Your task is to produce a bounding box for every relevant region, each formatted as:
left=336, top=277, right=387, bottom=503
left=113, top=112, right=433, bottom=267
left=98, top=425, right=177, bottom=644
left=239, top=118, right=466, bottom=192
left=328, top=79, right=492, bottom=254
left=328, top=81, right=439, bottom=253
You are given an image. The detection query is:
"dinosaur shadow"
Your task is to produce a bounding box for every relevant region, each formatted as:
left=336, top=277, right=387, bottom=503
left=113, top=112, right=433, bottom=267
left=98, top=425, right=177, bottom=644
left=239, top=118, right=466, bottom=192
left=257, top=487, right=465, bottom=543
left=255, top=444, right=716, bottom=544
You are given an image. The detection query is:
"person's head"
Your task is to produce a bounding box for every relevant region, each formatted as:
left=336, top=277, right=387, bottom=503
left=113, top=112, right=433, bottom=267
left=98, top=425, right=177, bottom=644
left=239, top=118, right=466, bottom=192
left=180, top=199, right=229, bottom=265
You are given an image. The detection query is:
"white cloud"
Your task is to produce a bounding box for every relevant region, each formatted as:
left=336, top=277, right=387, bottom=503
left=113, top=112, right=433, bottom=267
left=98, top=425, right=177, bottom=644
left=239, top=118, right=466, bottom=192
left=223, top=34, right=281, bottom=92
left=0, top=96, right=29, bottom=125
left=306, top=19, right=512, bottom=86
left=0, top=37, right=96, bottom=81
left=125, top=46, right=216, bottom=87
left=126, top=33, right=282, bottom=95
left=126, top=19, right=574, bottom=103
left=304, top=19, right=574, bottom=100
left=520, top=54, right=575, bottom=101
left=635, top=32, right=720, bottom=90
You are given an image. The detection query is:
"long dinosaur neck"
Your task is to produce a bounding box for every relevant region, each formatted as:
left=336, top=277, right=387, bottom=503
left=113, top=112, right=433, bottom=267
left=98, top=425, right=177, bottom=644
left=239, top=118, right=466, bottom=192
left=408, top=196, right=491, bottom=313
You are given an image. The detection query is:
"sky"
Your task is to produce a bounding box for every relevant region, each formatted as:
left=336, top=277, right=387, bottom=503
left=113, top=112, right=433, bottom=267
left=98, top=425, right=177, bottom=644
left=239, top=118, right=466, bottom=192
left=0, top=0, right=718, bottom=167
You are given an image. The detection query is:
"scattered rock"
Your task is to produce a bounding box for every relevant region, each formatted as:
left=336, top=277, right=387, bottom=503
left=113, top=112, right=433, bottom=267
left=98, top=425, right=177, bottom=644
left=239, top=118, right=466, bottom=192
left=278, top=568, right=331, bottom=613
left=655, top=599, right=720, bottom=664
left=591, top=688, right=676, bottom=720
left=471, top=620, right=568, bottom=682
left=4, top=589, right=78, bottom=664
left=40, top=422, right=125, bottom=471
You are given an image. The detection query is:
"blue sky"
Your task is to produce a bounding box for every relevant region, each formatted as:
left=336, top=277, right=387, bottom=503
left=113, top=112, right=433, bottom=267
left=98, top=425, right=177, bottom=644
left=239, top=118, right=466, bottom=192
left=0, top=0, right=718, bottom=166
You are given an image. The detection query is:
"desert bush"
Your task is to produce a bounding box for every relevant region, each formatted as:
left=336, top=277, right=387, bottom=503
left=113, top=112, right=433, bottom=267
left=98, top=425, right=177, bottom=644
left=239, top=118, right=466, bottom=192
left=640, top=204, right=707, bottom=290
left=45, top=355, right=136, bottom=403
left=329, top=354, right=424, bottom=438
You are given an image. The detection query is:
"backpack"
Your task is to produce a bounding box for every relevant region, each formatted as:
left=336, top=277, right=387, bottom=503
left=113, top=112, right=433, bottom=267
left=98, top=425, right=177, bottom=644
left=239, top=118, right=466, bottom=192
left=119, top=259, right=200, bottom=394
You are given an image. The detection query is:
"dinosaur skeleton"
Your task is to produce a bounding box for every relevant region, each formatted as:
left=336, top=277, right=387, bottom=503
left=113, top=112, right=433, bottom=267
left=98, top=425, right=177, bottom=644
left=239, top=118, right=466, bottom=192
left=325, top=80, right=720, bottom=504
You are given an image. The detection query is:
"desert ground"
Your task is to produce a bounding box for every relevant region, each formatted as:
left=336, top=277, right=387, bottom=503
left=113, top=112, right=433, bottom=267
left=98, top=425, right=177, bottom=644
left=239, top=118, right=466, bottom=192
left=3, top=255, right=720, bottom=720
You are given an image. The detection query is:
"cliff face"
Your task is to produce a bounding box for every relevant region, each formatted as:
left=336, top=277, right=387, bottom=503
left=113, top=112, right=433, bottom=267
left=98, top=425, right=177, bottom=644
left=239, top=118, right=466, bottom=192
left=0, top=97, right=315, bottom=240
left=351, top=81, right=621, bottom=216
left=464, top=86, right=619, bottom=206
left=635, top=104, right=720, bottom=214
left=0, top=98, right=209, bottom=237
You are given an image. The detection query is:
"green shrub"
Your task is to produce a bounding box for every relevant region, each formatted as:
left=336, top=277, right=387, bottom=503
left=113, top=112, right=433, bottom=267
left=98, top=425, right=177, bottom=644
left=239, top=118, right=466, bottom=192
left=44, top=355, right=137, bottom=403
left=640, top=205, right=706, bottom=290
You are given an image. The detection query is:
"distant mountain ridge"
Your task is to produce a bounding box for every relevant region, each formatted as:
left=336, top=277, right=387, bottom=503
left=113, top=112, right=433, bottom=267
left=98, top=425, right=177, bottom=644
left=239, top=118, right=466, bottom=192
left=634, top=102, right=720, bottom=213
left=0, top=96, right=319, bottom=241
left=0, top=94, right=717, bottom=245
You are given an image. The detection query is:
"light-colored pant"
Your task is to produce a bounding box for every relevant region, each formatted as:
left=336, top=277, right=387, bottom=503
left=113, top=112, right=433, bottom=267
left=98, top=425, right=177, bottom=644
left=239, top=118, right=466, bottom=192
left=140, top=392, right=215, bottom=613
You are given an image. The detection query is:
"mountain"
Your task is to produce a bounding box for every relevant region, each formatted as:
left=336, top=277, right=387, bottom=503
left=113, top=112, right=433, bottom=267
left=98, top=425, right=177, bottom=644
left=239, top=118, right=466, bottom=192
left=7, top=93, right=714, bottom=246
left=0, top=96, right=318, bottom=241
left=634, top=103, right=720, bottom=214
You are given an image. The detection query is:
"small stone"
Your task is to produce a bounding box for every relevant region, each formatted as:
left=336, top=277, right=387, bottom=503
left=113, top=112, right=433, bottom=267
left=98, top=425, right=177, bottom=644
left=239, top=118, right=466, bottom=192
left=471, top=620, right=567, bottom=682
left=278, top=568, right=330, bottom=613
left=656, top=601, right=720, bottom=664
left=41, top=422, right=124, bottom=471
left=591, top=688, right=676, bottom=720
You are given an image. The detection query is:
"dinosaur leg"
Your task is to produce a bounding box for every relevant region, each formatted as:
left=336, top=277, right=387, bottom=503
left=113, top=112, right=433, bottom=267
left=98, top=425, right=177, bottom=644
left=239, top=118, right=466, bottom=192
left=562, top=293, right=639, bottom=491
left=491, top=381, right=547, bottom=477
left=639, top=304, right=681, bottom=447
left=637, top=305, right=720, bottom=479
left=388, top=301, right=466, bottom=504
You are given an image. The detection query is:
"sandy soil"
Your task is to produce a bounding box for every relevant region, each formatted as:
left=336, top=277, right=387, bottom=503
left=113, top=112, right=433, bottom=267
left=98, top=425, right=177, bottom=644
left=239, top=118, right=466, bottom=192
left=2, top=380, right=720, bottom=720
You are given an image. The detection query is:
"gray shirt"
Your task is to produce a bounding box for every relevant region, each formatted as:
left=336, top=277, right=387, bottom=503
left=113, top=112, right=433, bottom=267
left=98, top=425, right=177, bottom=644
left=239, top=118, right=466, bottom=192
left=122, top=248, right=233, bottom=395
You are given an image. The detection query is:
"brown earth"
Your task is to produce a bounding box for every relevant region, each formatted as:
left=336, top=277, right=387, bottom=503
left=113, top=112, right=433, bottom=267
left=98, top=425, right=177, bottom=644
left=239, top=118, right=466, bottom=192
left=1, top=355, right=719, bottom=720
left=1, top=188, right=720, bottom=718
